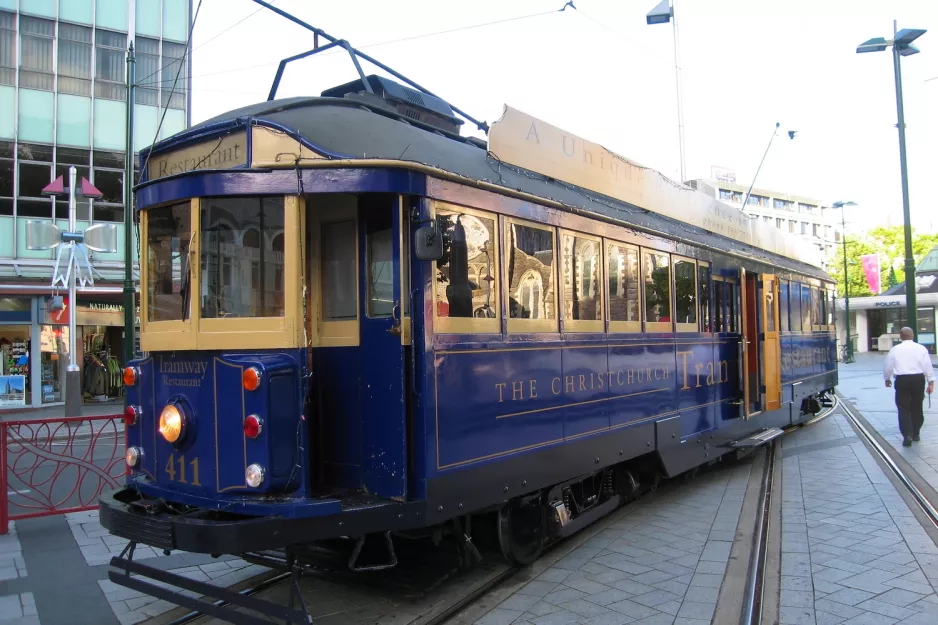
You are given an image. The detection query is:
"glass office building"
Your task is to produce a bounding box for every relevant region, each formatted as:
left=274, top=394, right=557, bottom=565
left=0, top=0, right=192, bottom=408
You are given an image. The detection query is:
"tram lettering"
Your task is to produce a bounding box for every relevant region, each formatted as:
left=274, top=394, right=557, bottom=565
left=529, top=379, right=537, bottom=398
left=159, top=360, right=208, bottom=376
left=565, top=376, right=575, bottom=393
left=677, top=351, right=692, bottom=390
left=512, top=380, right=524, bottom=401
left=552, top=378, right=561, bottom=395
left=495, top=383, right=507, bottom=402
left=526, top=121, right=540, bottom=144
left=163, top=375, right=201, bottom=387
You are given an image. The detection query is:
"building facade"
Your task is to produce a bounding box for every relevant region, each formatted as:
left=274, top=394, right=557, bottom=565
left=0, top=0, right=192, bottom=408
left=690, top=172, right=839, bottom=271
left=834, top=247, right=938, bottom=356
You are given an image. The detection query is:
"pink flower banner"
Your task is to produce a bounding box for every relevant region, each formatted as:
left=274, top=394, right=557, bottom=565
left=861, top=254, right=881, bottom=294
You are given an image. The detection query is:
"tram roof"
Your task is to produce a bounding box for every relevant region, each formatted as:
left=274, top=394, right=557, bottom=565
left=147, top=96, right=831, bottom=282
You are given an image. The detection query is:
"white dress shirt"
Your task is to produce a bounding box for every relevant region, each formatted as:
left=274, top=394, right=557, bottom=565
left=884, top=340, right=936, bottom=383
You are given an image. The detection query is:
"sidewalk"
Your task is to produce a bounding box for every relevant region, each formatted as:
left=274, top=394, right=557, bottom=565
left=0, top=402, right=124, bottom=423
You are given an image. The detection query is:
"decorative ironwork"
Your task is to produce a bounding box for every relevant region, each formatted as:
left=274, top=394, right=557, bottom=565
left=0, top=415, right=125, bottom=534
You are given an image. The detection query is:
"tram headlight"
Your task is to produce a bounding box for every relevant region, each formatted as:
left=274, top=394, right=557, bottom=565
left=159, top=404, right=185, bottom=443
left=126, top=446, right=143, bottom=468
left=245, top=463, right=265, bottom=488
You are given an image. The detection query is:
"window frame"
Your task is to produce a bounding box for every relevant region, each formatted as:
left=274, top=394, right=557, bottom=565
left=697, top=261, right=711, bottom=333
left=312, top=194, right=359, bottom=347
left=504, top=216, right=558, bottom=334
left=672, top=254, right=698, bottom=334
left=642, top=247, right=673, bottom=334
left=431, top=201, right=501, bottom=335
left=605, top=239, right=641, bottom=334
left=559, top=228, right=604, bottom=333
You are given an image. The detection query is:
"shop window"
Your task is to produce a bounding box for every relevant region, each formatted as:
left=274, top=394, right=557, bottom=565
left=643, top=250, right=671, bottom=329
left=95, top=29, right=128, bottom=101
left=434, top=207, right=499, bottom=331
left=146, top=201, right=191, bottom=322
left=0, top=326, right=30, bottom=407
left=506, top=219, right=555, bottom=330
left=39, top=325, right=68, bottom=404
left=562, top=232, right=602, bottom=330
left=607, top=241, right=640, bottom=331
left=201, top=197, right=285, bottom=319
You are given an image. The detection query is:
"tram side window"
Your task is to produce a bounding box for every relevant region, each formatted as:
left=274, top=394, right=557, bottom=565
left=435, top=209, right=498, bottom=320
left=713, top=279, right=725, bottom=332
left=698, top=264, right=711, bottom=332
left=366, top=209, right=394, bottom=318
left=562, top=234, right=602, bottom=323
left=800, top=284, right=811, bottom=330
left=790, top=282, right=803, bottom=332
left=727, top=281, right=738, bottom=332
left=674, top=259, right=697, bottom=327
left=643, top=251, right=671, bottom=324
left=828, top=290, right=835, bottom=326
left=322, top=220, right=358, bottom=321
left=812, top=287, right=822, bottom=328
left=200, top=196, right=285, bottom=319
left=607, top=242, right=640, bottom=327
left=779, top=280, right=790, bottom=332
left=506, top=220, right=556, bottom=323
left=147, top=201, right=191, bottom=322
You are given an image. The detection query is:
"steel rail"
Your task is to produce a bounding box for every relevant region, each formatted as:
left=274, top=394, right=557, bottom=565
left=162, top=571, right=292, bottom=625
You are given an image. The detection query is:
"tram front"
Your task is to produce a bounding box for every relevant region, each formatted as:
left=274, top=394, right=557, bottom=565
left=100, top=117, right=417, bottom=556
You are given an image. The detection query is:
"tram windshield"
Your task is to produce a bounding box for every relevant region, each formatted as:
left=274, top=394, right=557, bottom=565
left=146, top=201, right=191, bottom=323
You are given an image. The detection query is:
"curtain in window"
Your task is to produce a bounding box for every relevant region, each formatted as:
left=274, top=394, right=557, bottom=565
left=161, top=41, right=186, bottom=110
left=0, top=12, right=15, bottom=86
left=58, top=23, right=92, bottom=96
left=134, top=37, right=159, bottom=105
left=19, top=17, right=55, bottom=91
left=95, top=29, right=127, bottom=100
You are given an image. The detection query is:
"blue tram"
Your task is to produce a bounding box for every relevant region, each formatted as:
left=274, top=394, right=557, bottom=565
left=100, top=72, right=837, bottom=600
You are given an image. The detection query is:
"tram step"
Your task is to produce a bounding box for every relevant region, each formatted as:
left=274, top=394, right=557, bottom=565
left=728, top=427, right=784, bottom=449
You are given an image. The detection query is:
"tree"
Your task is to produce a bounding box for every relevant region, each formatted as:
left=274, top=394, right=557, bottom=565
left=826, top=226, right=938, bottom=298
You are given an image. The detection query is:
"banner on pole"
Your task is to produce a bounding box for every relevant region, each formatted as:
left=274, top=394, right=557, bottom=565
left=861, top=254, right=881, bottom=294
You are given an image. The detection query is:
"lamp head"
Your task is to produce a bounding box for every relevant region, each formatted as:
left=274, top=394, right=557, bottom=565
left=646, top=0, right=672, bottom=24
left=857, top=37, right=889, bottom=53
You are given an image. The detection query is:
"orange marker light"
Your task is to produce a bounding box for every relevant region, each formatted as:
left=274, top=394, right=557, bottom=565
left=243, top=367, right=261, bottom=391
left=123, top=367, right=137, bottom=386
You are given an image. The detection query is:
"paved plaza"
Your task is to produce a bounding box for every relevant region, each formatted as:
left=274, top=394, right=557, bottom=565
left=0, top=353, right=936, bottom=625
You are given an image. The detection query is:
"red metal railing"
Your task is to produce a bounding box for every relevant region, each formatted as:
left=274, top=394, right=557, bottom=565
left=0, top=414, right=126, bottom=534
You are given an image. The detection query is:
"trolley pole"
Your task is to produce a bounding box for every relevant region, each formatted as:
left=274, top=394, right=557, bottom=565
left=123, top=43, right=136, bottom=366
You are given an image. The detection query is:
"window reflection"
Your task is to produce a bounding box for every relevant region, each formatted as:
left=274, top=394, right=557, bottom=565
left=607, top=243, right=640, bottom=324
left=698, top=264, right=711, bottom=331
left=322, top=220, right=357, bottom=321
left=563, top=234, right=601, bottom=322
left=147, top=202, right=190, bottom=322
left=507, top=222, right=554, bottom=320
left=435, top=210, right=497, bottom=320
left=200, top=196, right=284, bottom=319
left=674, top=259, right=697, bottom=324
left=644, top=251, right=671, bottom=323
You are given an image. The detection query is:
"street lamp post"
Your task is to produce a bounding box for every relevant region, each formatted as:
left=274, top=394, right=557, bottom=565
left=646, top=0, right=686, bottom=183
left=857, top=22, right=927, bottom=341
left=833, top=200, right=857, bottom=363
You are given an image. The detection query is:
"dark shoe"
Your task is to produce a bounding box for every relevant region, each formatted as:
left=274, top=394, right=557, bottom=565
left=913, top=435, right=920, bottom=442
left=903, top=437, right=912, bottom=447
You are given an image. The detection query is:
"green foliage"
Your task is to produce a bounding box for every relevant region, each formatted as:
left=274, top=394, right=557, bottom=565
left=826, top=226, right=938, bottom=297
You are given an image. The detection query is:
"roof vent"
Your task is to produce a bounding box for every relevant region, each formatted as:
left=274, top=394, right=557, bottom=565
left=322, top=75, right=464, bottom=135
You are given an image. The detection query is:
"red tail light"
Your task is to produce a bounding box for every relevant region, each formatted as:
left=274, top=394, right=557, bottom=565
left=243, top=415, right=263, bottom=438
left=124, top=405, right=140, bottom=425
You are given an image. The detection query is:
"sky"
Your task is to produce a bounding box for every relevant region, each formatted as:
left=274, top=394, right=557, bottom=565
left=186, top=0, right=938, bottom=235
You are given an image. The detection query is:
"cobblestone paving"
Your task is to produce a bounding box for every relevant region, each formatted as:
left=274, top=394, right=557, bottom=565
left=836, top=355, right=938, bottom=493
left=781, top=412, right=938, bottom=625
left=473, top=461, right=752, bottom=625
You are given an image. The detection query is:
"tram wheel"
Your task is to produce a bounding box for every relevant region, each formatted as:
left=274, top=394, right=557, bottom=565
left=497, top=500, right=544, bottom=567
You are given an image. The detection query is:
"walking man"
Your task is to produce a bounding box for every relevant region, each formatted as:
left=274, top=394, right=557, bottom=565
left=884, top=327, right=935, bottom=446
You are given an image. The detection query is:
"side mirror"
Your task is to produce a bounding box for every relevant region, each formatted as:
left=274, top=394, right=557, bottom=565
left=414, top=222, right=443, bottom=261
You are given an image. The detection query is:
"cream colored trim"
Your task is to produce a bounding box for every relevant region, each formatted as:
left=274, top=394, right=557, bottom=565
left=645, top=322, right=673, bottom=333
left=432, top=201, right=500, bottom=335
left=608, top=320, right=642, bottom=333
left=313, top=197, right=361, bottom=347
left=251, top=126, right=326, bottom=168
left=505, top=216, right=559, bottom=334
left=560, top=229, right=604, bottom=333
left=140, top=199, right=198, bottom=352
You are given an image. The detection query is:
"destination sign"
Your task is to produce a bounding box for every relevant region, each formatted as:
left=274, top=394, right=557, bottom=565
left=149, top=132, right=247, bottom=180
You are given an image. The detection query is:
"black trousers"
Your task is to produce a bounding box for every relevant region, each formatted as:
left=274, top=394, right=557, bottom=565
left=895, top=374, right=926, bottom=438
